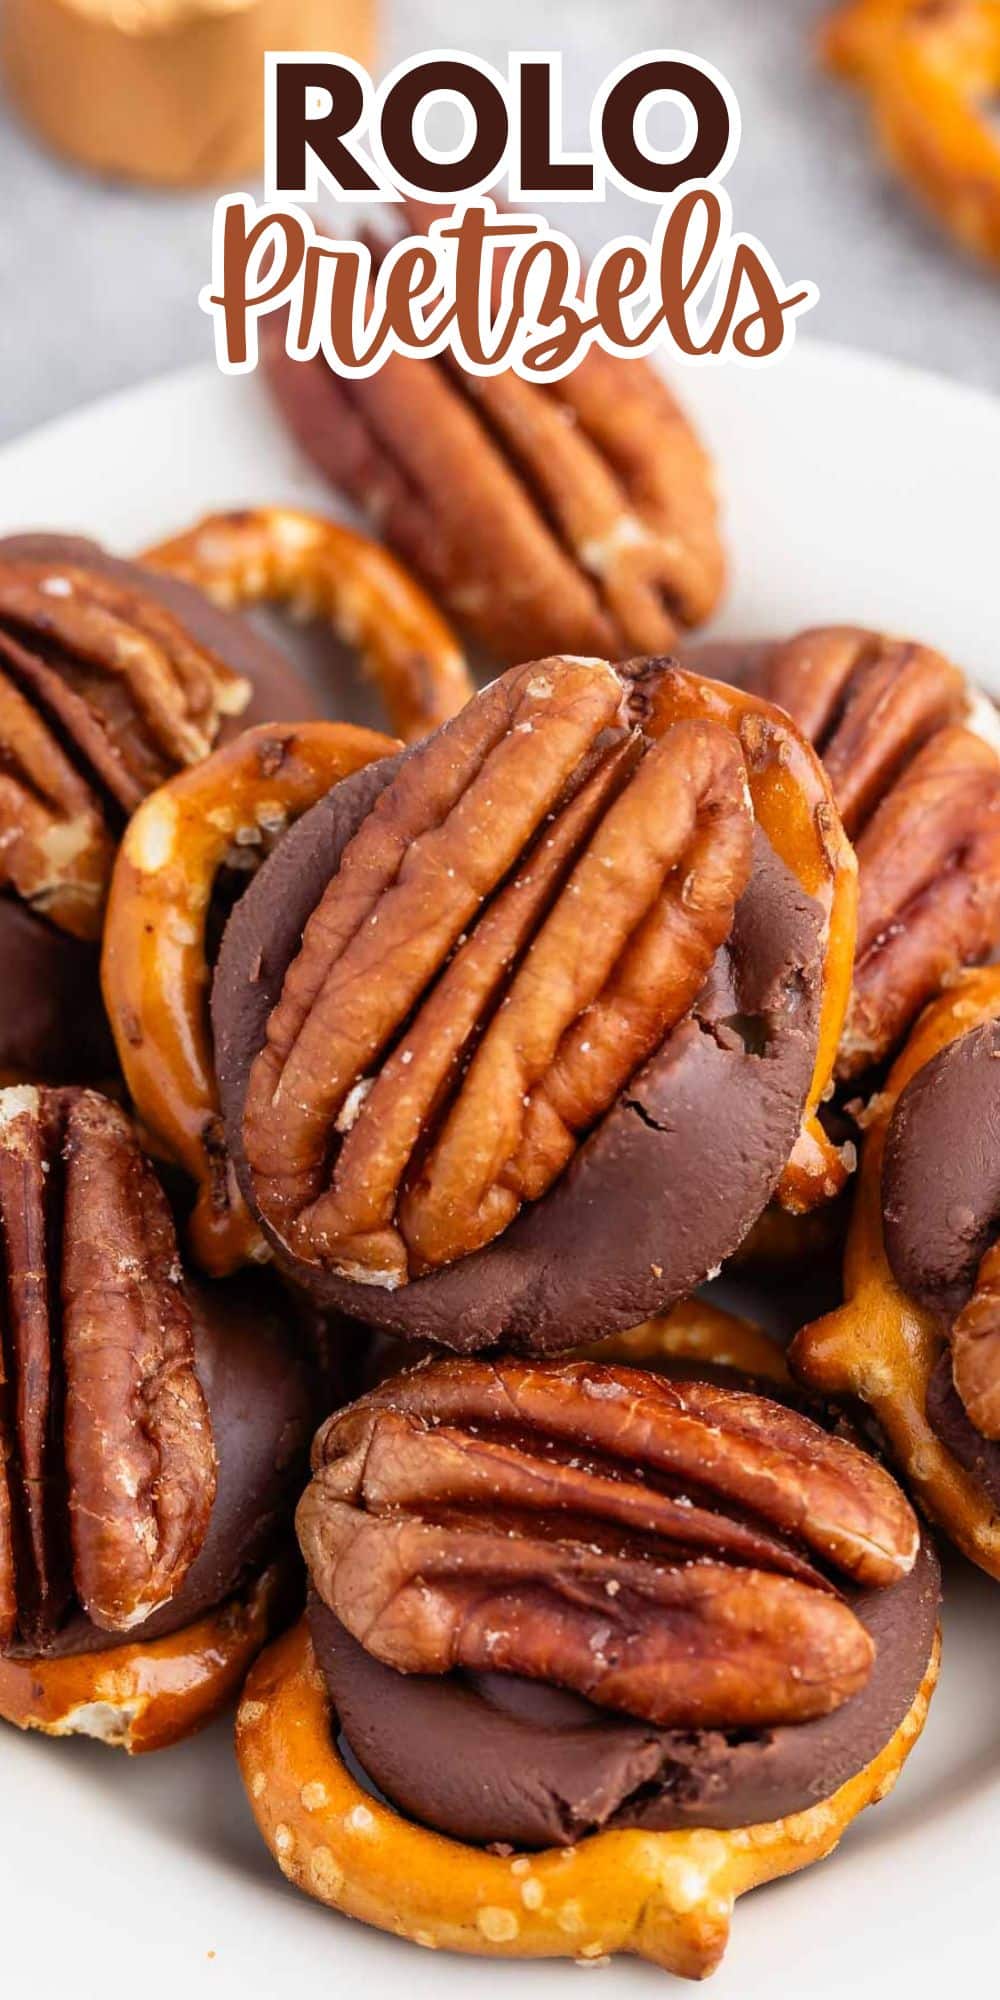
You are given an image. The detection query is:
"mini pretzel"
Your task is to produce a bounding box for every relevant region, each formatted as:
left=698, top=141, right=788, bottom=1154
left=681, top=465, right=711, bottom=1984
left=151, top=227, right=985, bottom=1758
left=791, top=966, right=1000, bottom=1577
left=144, top=507, right=473, bottom=743
left=0, top=1562, right=284, bottom=1754
left=642, top=666, right=859, bottom=1214
left=824, top=0, right=1000, bottom=266
left=237, top=1618, right=937, bottom=1981
left=101, top=719, right=396, bottom=1276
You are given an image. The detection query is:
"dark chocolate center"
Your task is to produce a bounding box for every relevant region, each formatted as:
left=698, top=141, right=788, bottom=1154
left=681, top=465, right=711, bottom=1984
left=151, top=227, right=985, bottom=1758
left=884, top=1018, right=1000, bottom=1485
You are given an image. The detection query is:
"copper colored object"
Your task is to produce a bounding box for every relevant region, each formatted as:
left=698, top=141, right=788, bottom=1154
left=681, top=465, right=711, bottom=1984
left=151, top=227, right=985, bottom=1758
left=144, top=508, right=472, bottom=745
left=0, top=1076, right=317, bottom=1750
left=242, top=663, right=749, bottom=1280
left=262, top=319, right=724, bottom=666
left=791, top=966, right=1000, bottom=1581
left=238, top=657, right=854, bottom=1282
left=299, top=1356, right=918, bottom=1733
left=823, top=0, right=1000, bottom=267
left=0, top=557, right=250, bottom=941
left=1, top=0, right=374, bottom=188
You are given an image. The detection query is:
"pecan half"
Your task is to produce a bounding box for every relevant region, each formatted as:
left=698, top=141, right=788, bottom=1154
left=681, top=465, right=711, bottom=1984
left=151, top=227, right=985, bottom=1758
left=0, top=1086, right=216, bottom=1652
left=298, top=1358, right=918, bottom=1731
left=262, top=310, right=722, bottom=665
left=0, top=557, right=251, bottom=939
left=242, top=658, right=752, bottom=1283
left=752, top=627, right=1000, bottom=1077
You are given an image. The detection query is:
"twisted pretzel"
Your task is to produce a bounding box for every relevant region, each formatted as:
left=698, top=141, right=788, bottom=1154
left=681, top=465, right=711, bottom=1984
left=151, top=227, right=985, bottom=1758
left=237, top=1618, right=937, bottom=1981
left=144, top=508, right=472, bottom=743
left=824, top=0, right=1000, bottom=265
left=101, top=720, right=396, bottom=1276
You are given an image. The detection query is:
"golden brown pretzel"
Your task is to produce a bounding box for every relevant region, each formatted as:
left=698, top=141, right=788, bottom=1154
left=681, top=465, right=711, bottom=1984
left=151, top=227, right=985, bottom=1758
left=823, top=0, right=1000, bottom=266
left=144, top=507, right=473, bottom=743
left=391, top=717, right=754, bottom=1272
left=791, top=966, right=1000, bottom=1577
left=237, top=1617, right=937, bottom=1981
left=0, top=1562, right=285, bottom=1754
left=579, top=1295, right=793, bottom=1387
left=101, top=719, right=396, bottom=1276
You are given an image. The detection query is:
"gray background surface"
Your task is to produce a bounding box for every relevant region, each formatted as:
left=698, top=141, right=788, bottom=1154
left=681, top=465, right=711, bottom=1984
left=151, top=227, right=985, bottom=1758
left=1, top=0, right=996, bottom=445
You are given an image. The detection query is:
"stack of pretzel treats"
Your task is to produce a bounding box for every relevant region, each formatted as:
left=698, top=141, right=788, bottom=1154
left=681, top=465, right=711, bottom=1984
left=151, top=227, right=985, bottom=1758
left=4, top=238, right=1000, bottom=1981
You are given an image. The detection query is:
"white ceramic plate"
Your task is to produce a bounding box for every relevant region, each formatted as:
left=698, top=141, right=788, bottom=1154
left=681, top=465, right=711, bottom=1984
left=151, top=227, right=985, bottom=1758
left=0, top=346, right=998, bottom=1998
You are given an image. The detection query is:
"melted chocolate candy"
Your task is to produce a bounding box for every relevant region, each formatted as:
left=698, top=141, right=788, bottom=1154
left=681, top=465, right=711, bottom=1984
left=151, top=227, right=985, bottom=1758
left=8, top=1272, right=315, bottom=1660
left=309, top=1532, right=939, bottom=1846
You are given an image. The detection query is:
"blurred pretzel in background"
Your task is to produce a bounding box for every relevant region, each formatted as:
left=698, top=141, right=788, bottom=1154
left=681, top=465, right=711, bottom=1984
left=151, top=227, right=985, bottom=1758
left=823, top=0, right=1000, bottom=265
left=145, top=507, right=473, bottom=743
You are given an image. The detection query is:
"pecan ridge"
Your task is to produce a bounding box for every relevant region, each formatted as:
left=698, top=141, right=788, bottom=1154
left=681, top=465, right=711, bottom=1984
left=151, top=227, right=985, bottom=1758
left=298, top=1358, right=919, bottom=1731
left=0, top=641, right=113, bottom=939
left=0, top=1086, right=216, bottom=1652
left=262, top=290, right=723, bottom=666
left=951, top=1238, right=1000, bottom=1439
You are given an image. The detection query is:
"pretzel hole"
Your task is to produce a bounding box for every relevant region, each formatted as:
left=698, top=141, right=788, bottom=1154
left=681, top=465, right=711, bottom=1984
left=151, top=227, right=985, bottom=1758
left=248, top=607, right=392, bottom=732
